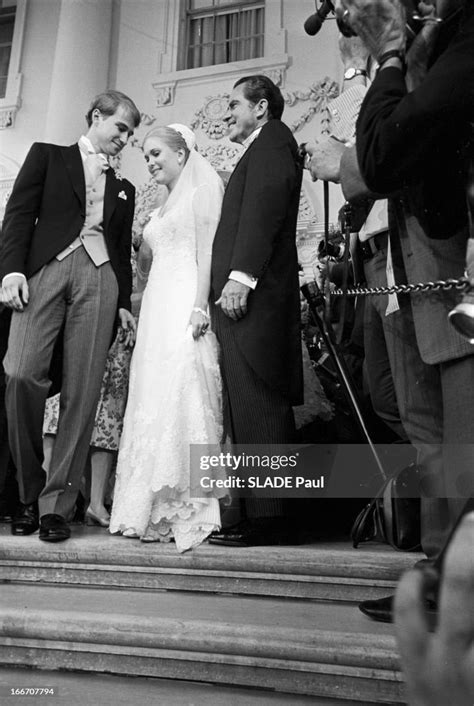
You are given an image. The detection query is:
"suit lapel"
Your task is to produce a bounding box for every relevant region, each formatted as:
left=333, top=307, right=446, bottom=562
left=63, top=145, right=86, bottom=215
left=225, top=133, right=260, bottom=192
left=103, top=169, right=119, bottom=234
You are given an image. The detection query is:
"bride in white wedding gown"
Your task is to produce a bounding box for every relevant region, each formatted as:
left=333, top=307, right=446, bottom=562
left=109, top=124, right=225, bottom=552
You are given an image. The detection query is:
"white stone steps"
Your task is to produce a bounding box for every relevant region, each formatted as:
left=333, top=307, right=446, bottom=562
left=0, top=525, right=420, bottom=602
left=0, top=666, right=364, bottom=706
left=0, top=584, right=404, bottom=704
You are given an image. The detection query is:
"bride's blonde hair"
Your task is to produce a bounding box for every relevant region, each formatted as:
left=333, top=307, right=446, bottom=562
left=142, top=127, right=190, bottom=163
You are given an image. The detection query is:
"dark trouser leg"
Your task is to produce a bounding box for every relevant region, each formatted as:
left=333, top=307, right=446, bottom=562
left=383, top=307, right=446, bottom=559
left=39, top=250, right=118, bottom=519
left=363, top=291, right=407, bottom=440
left=363, top=248, right=446, bottom=559
left=439, top=354, right=474, bottom=539
left=216, top=322, right=295, bottom=520
left=4, top=266, right=68, bottom=504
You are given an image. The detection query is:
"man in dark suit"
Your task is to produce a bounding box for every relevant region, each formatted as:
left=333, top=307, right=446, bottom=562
left=209, top=75, right=303, bottom=547
left=1, top=89, right=140, bottom=542
left=329, top=0, right=474, bottom=620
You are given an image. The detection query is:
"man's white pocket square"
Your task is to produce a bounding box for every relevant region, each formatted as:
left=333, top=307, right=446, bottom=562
left=118, top=190, right=127, bottom=200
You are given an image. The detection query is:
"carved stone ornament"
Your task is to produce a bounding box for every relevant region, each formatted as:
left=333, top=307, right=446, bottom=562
left=190, top=95, right=230, bottom=140
left=153, top=82, right=177, bottom=108
left=131, top=181, right=165, bottom=251
left=263, top=67, right=284, bottom=87
left=199, top=143, right=240, bottom=172
left=129, top=113, right=157, bottom=149
left=0, top=107, right=16, bottom=130
left=284, top=77, right=339, bottom=134
left=296, top=190, right=317, bottom=230
left=0, top=180, right=14, bottom=220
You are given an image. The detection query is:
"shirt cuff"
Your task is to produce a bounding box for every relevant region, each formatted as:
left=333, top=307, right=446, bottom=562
left=229, top=270, right=258, bottom=289
left=2, top=273, right=26, bottom=288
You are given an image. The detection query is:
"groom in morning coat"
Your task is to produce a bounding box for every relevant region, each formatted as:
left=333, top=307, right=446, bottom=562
left=0, top=90, right=140, bottom=542
left=210, top=75, right=303, bottom=547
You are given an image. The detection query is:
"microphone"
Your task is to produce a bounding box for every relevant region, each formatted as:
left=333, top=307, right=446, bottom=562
left=304, top=0, right=334, bottom=36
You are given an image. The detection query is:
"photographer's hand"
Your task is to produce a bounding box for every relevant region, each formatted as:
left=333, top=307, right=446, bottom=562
left=335, top=0, right=406, bottom=62
left=406, top=1, right=459, bottom=90
left=339, top=34, right=370, bottom=72
left=305, top=138, right=345, bottom=183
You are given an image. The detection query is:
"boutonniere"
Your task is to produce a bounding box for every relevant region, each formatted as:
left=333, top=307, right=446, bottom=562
left=118, top=190, right=127, bottom=201
left=113, top=169, right=123, bottom=181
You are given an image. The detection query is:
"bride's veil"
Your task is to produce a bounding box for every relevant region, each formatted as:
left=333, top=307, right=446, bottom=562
left=161, top=124, right=224, bottom=229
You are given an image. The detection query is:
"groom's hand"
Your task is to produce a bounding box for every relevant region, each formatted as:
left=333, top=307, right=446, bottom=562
left=118, top=307, right=137, bottom=347
left=2, top=275, right=29, bottom=311
left=216, top=280, right=250, bottom=321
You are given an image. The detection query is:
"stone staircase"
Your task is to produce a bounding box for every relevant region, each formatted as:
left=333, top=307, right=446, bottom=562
left=0, top=524, right=421, bottom=704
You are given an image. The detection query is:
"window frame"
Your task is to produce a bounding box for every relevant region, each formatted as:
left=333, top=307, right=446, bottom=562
left=154, top=0, right=287, bottom=108
left=0, top=0, right=27, bottom=129
left=178, top=0, right=265, bottom=71
left=0, top=2, right=17, bottom=99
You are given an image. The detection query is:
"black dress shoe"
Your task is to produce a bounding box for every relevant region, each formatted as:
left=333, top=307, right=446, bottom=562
left=39, top=514, right=71, bottom=542
left=11, top=502, right=39, bottom=535
left=358, top=595, right=437, bottom=624
left=0, top=504, right=14, bottom=523
left=208, top=525, right=296, bottom=548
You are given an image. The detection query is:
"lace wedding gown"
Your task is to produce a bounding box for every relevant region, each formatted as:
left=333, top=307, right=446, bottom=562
left=109, top=194, right=224, bottom=552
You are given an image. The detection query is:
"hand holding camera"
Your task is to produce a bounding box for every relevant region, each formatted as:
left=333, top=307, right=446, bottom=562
left=334, top=0, right=407, bottom=62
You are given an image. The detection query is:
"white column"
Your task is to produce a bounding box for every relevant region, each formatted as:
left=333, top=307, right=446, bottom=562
left=44, top=0, right=113, bottom=143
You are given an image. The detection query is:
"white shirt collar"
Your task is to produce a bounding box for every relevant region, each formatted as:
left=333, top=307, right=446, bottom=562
left=241, top=126, right=263, bottom=151
left=78, top=135, right=97, bottom=155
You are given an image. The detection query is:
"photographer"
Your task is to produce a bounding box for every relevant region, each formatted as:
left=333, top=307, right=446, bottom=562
left=305, top=31, right=446, bottom=596
left=317, top=0, right=474, bottom=622
left=305, top=36, right=437, bottom=449
left=305, top=0, right=474, bottom=623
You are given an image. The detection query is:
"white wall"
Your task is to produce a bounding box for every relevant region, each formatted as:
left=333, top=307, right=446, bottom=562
left=3, top=0, right=347, bottom=227
left=4, top=0, right=61, bottom=162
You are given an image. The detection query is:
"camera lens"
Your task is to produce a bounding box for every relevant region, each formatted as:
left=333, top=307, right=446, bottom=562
left=336, top=17, right=357, bottom=37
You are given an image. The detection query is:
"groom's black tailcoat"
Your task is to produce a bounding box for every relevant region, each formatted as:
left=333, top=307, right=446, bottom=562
left=1, top=142, right=134, bottom=310
left=211, top=118, right=303, bottom=424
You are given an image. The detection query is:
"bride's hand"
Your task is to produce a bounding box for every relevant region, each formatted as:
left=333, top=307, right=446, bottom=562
left=189, top=310, right=209, bottom=340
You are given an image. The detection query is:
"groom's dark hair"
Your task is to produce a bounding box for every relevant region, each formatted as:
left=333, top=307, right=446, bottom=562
left=85, top=90, right=141, bottom=128
left=234, top=75, right=284, bottom=120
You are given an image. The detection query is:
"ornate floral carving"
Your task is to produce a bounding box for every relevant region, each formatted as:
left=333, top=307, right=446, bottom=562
left=263, top=67, right=284, bottom=86
left=297, top=190, right=317, bottom=226
left=284, top=77, right=339, bottom=134
left=132, top=180, right=164, bottom=251
left=190, top=95, right=230, bottom=140
left=0, top=179, right=14, bottom=220
left=199, top=143, right=240, bottom=172
left=129, top=113, right=157, bottom=149
left=140, top=113, right=157, bottom=127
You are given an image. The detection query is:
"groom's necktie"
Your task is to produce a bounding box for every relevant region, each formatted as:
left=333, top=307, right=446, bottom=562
left=85, top=152, right=109, bottom=183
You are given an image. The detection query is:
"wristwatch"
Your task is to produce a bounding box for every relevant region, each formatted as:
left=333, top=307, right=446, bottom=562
left=343, top=67, right=368, bottom=80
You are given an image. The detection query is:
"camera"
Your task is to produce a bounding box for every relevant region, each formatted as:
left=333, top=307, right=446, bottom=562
left=304, top=0, right=355, bottom=37
left=303, top=0, right=439, bottom=42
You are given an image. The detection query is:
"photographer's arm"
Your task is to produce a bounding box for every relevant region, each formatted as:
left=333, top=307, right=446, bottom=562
left=350, top=1, right=474, bottom=193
